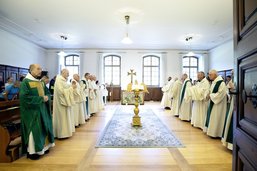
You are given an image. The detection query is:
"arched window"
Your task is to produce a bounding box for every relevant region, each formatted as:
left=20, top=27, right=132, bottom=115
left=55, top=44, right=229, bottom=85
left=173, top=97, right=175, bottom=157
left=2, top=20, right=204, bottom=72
left=65, top=54, right=80, bottom=81
left=182, top=56, right=198, bottom=81
left=104, top=55, right=121, bottom=86
left=143, top=55, right=160, bottom=86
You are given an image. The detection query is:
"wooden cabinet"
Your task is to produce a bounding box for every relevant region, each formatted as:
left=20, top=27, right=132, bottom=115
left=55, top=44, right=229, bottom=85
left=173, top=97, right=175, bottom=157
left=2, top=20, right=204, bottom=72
left=105, top=86, right=161, bottom=102
left=144, top=87, right=162, bottom=101
left=5, top=66, right=18, bottom=82
left=106, top=86, right=121, bottom=101
left=0, top=65, right=5, bottom=82
left=0, top=65, right=29, bottom=83
left=217, top=69, right=233, bottom=79
left=18, top=68, right=29, bottom=78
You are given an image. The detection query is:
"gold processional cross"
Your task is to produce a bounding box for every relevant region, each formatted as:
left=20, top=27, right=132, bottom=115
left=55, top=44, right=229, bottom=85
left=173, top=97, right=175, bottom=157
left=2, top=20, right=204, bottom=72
left=127, top=69, right=136, bottom=83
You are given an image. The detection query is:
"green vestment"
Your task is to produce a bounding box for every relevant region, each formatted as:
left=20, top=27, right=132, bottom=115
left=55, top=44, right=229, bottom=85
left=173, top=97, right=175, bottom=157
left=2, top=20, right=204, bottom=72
left=205, top=80, right=223, bottom=127
left=179, top=80, right=190, bottom=108
left=20, top=78, right=54, bottom=153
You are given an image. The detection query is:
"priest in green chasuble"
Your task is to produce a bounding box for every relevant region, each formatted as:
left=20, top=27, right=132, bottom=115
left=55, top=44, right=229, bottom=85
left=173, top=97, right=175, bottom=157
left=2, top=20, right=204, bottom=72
left=20, top=64, right=55, bottom=160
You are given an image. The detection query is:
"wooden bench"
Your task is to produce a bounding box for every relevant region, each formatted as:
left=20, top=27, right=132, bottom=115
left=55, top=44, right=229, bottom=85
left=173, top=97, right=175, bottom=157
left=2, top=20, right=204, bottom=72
left=0, top=100, right=21, bottom=163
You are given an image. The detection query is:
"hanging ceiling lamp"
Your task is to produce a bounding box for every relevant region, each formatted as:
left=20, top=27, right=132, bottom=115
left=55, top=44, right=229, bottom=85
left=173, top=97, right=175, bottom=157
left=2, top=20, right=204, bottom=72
left=121, top=15, right=133, bottom=44
left=58, top=35, right=67, bottom=56
left=185, top=36, right=195, bottom=56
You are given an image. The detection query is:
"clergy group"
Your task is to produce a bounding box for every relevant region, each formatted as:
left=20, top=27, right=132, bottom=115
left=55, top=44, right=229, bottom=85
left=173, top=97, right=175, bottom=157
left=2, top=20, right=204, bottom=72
left=161, top=69, right=234, bottom=150
left=20, top=64, right=105, bottom=160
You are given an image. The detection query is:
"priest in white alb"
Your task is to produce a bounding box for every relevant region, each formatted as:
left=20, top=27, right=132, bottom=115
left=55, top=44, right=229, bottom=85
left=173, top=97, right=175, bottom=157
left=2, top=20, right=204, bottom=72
left=187, top=72, right=210, bottom=129
left=81, top=73, right=90, bottom=120
left=179, top=74, right=192, bottom=121
left=204, top=69, right=227, bottom=138
left=170, top=78, right=182, bottom=116
left=161, top=76, right=173, bottom=109
left=96, top=80, right=104, bottom=111
left=71, top=74, right=85, bottom=127
left=222, top=72, right=235, bottom=150
left=53, top=69, right=76, bottom=138
left=88, top=75, right=98, bottom=114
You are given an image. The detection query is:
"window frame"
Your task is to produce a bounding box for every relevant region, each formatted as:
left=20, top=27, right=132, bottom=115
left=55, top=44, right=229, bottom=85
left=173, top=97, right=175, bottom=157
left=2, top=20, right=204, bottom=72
left=103, top=55, right=121, bottom=86
left=182, top=56, right=199, bottom=81
left=142, top=55, right=160, bottom=87
left=64, top=54, right=80, bottom=80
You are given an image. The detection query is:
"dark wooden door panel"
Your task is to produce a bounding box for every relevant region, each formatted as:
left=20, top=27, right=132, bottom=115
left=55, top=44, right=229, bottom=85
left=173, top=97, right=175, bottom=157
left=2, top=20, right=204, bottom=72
left=234, top=0, right=257, bottom=170
left=239, top=55, right=257, bottom=124
left=238, top=0, right=257, bottom=38
left=235, top=129, right=257, bottom=170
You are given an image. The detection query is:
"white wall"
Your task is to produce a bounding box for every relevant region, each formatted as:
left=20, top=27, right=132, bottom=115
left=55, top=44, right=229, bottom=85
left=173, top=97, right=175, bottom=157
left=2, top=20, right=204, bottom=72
left=45, top=49, right=209, bottom=89
left=209, top=40, right=234, bottom=71
left=0, top=29, right=46, bottom=69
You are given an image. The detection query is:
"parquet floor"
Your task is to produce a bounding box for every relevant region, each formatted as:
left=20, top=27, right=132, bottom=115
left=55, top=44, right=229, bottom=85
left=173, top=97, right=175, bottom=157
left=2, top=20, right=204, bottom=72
left=0, top=102, right=232, bottom=171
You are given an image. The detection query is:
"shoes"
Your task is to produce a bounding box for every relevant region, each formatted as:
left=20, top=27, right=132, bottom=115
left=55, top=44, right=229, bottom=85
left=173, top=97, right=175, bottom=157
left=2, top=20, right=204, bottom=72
left=27, top=153, right=40, bottom=160
left=44, top=149, right=49, bottom=154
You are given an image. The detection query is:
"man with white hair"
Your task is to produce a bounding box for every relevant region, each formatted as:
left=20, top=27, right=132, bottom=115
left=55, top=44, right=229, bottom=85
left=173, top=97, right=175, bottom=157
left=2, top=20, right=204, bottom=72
left=88, top=75, right=98, bottom=114
left=170, top=77, right=182, bottom=116
left=71, top=74, right=85, bottom=127
left=179, top=74, right=192, bottom=121
left=53, top=69, right=77, bottom=138
left=204, top=69, right=227, bottom=137
left=187, top=71, right=210, bottom=129
left=81, top=73, right=90, bottom=120
left=161, top=76, right=174, bottom=109
left=222, top=70, right=235, bottom=150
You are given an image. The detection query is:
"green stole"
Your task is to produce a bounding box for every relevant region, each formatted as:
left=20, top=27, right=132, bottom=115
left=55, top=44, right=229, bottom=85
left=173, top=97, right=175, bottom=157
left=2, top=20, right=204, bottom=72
left=222, top=98, right=233, bottom=144
left=179, top=80, right=190, bottom=108
left=205, top=80, right=223, bottom=127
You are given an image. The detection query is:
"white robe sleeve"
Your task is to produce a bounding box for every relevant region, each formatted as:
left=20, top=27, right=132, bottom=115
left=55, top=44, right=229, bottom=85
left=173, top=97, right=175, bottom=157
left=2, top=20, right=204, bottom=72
left=162, top=84, right=169, bottom=92
left=210, top=82, right=227, bottom=104
left=56, top=79, right=75, bottom=107
left=170, top=82, right=178, bottom=98
left=184, top=82, right=192, bottom=103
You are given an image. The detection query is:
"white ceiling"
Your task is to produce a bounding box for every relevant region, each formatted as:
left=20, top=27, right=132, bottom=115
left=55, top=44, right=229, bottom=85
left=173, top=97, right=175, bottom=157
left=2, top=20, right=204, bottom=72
left=0, top=0, right=233, bottom=50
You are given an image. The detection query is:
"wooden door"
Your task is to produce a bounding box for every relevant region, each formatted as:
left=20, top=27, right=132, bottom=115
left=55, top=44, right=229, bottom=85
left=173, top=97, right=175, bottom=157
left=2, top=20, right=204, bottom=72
left=233, top=0, right=257, bottom=170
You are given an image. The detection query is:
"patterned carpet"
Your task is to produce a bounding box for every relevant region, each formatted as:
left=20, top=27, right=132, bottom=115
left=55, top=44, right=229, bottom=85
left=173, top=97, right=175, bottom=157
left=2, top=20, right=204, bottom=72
left=96, top=106, right=184, bottom=148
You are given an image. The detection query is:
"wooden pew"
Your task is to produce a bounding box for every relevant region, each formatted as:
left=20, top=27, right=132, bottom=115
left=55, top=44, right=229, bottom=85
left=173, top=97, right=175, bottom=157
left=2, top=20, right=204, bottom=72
left=0, top=100, right=21, bottom=163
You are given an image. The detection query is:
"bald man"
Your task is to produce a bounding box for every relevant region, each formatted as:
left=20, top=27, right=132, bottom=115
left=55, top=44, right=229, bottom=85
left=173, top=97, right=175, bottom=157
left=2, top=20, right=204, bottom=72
left=187, top=72, right=210, bottom=129
left=204, top=69, right=227, bottom=137
left=53, top=69, right=77, bottom=138
left=178, top=74, right=192, bottom=121
left=88, top=75, right=98, bottom=114
left=161, top=76, right=174, bottom=109
left=222, top=70, right=235, bottom=150
left=20, top=64, right=55, bottom=160
left=170, top=77, right=182, bottom=116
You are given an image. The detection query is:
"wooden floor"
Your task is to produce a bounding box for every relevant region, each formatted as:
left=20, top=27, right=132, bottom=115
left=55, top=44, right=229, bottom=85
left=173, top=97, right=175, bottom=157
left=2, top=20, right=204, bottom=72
left=0, top=102, right=232, bottom=171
